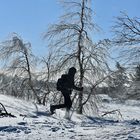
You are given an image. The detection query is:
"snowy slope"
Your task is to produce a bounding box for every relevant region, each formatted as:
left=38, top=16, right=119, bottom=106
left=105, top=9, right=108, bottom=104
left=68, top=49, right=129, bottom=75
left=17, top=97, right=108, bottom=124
left=0, top=94, right=140, bottom=140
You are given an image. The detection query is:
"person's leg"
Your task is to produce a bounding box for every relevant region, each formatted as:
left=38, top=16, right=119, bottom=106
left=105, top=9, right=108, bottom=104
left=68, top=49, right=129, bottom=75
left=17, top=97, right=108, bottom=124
left=63, top=93, right=72, bottom=110
left=50, top=90, right=72, bottom=115
left=63, top=92, right=72, bottom=119
left=50, top=91, right=68, bottom=114
left=50, top=103, right=66, bottom=114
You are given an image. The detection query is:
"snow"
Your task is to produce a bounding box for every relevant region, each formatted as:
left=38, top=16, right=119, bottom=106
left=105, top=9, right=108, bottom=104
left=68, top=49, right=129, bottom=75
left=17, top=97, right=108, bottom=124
left=0, top=94, right=140, bottom=140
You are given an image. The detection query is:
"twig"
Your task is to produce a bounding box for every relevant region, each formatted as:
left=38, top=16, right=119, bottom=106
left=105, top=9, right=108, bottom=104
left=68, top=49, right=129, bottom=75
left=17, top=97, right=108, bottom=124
left=19, top=114, right=27, bottom=120
left=101, top=109, right=123, bottom=119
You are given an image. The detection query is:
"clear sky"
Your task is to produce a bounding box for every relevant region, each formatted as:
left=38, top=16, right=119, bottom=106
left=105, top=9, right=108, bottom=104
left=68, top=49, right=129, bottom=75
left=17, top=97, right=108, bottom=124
left=0, top=0, right=139, bottom=57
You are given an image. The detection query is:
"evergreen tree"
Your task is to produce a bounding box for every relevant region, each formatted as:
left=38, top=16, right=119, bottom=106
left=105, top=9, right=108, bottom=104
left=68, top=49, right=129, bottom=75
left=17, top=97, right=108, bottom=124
left=108, top=62, right=128, bottom=99
left=127, top=64, right=140, bottom=100
left=134, top=65, right=140, bottom=81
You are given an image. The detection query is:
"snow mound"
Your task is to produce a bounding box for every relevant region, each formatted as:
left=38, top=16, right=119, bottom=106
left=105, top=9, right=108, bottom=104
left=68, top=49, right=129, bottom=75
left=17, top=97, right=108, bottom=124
left=0, top=94, right=140, bottom=140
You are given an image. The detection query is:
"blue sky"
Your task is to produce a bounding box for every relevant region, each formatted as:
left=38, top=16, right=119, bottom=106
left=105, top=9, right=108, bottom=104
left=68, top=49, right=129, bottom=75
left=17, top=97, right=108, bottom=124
left=0, top=0, right=139, bottom=57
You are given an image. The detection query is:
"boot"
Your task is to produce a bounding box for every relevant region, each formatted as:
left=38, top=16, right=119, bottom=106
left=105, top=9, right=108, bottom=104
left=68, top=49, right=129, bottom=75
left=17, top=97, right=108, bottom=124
left=50, top=105, right=55, bottom=115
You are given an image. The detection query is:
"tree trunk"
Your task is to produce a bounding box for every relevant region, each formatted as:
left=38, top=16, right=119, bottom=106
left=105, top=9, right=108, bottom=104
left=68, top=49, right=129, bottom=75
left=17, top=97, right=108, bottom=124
left=77, top=0, right=85, bottom=114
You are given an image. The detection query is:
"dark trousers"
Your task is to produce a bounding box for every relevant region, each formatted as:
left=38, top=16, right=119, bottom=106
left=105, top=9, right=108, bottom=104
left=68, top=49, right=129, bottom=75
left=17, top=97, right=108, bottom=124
left=52, top=90, right=72, bottom=110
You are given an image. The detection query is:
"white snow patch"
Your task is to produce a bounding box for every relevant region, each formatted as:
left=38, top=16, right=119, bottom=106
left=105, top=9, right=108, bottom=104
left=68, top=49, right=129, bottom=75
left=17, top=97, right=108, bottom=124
left=0, top=94, right=140, bottom=140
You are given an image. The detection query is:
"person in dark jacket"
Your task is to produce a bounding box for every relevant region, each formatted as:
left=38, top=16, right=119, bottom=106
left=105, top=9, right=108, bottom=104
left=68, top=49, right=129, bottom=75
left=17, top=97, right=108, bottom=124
left=50, top=67, right=83, bottom=116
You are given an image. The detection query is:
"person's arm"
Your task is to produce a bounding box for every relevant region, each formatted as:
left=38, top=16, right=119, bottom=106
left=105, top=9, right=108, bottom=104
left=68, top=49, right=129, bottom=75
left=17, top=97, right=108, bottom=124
left=70, top=76, right=83, bottom=91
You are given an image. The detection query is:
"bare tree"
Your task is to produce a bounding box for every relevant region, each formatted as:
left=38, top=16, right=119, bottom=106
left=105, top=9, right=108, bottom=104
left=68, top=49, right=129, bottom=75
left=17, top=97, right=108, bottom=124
left=38, top=52, right=58, bottom=105
left=112, top=12, right=140, bottom=65
left=44, top=0, right=109, bottom=114
left=0, top=33, right=41, bottom=103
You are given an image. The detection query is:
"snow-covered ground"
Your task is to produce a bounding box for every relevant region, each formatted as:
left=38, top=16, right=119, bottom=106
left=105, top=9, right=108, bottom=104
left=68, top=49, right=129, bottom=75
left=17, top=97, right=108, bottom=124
left=0, top=94, right=140, bottom=140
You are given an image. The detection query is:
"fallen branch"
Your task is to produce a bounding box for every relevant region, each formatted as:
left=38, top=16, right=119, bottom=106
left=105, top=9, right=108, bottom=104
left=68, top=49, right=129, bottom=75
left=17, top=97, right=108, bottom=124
left=0, top=102, right=16, bottom=118
left=101, top=109, right=123, bottom=119
left=19, top=114, right=27, bottom=120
